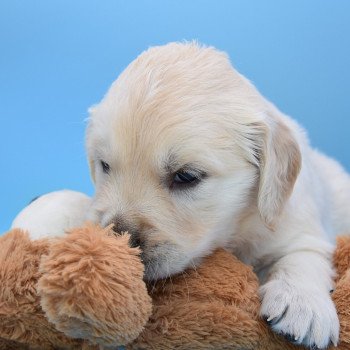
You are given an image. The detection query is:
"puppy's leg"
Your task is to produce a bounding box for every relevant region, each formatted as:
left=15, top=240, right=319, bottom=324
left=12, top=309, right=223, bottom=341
left=260, top=249, right=339, bottom=349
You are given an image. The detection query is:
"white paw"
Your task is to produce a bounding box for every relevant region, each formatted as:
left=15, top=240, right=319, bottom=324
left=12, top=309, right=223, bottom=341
left=260, top=279, right=339, bottom=349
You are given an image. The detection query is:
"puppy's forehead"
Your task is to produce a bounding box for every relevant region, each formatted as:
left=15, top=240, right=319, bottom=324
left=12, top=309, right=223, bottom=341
left=112, top=108, right=231, bottom=172
left=89, top=42, right=260, bottom=170
left=95, top=42, right=240, bottom=124
left=92, top=46, right=232, bottom=144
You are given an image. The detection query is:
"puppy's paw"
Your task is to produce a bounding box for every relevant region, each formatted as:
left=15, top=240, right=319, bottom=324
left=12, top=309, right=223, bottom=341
left=260, top=279, right=339, bottom=349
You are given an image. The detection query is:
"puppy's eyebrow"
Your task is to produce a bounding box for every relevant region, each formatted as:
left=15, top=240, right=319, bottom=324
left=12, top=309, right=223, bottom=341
left=163, top=153, right=180, bottom=174
left=162, top=153, right=206, bottom=176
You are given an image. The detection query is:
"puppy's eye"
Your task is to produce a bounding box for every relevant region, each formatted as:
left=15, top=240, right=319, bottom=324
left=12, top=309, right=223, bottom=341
left=172, top=171, right=201, bottom=189
left=174, top=171, right=197, bottom=184
left=100, top=160, right=110, bottom=174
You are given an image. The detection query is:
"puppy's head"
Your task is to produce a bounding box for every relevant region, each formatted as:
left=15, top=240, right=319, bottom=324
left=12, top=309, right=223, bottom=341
left=86, top=42, right=301, bottom=279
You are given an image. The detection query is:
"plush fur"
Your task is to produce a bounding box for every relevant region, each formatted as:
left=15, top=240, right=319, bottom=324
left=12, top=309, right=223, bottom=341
left=0, top=224, right=349, bottom=350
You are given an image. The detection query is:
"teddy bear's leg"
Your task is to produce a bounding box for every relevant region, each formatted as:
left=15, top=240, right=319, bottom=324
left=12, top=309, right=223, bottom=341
left=38, top=224, right=152, bottom=348
left=0, top=229, right=86, bottom=349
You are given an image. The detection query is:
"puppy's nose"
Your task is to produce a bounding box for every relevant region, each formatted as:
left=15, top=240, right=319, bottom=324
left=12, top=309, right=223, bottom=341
left=111, top=217, right=144, bottom=249
left=111, top=217, right=134, bottom=234
left=129, top=233, right=143, bottom=249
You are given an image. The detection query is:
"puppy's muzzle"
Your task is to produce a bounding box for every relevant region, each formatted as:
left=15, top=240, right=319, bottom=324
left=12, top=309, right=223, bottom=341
left=111, top=217, right=144, bottom=249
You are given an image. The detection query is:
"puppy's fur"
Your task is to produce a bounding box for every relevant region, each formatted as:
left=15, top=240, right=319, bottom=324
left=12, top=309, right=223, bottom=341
left=86, top=42, right=350, bottom=348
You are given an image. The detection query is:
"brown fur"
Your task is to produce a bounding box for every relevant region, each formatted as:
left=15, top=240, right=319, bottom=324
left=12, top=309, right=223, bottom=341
left=0, top=229, right=83, bottom=349
left=0, top=225, right=349, bottom=349
left=38, top=224, right=152, bottom=347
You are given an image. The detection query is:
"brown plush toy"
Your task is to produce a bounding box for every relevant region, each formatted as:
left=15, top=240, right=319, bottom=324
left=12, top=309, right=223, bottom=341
left=1, top=192, right=350, bottom=349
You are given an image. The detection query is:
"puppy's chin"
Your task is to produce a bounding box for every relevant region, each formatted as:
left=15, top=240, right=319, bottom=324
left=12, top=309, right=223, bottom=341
left=141, top=243, right=193, bottom=281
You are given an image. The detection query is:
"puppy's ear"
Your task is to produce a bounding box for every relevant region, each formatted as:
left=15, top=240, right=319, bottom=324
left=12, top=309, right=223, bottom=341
left=248, top=116, right=301, bottom=229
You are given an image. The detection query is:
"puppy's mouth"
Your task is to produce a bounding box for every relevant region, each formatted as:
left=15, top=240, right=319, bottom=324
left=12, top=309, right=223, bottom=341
left=139, top=242, right=191, bottom=281
left=105, top=220, right=192, bottom=280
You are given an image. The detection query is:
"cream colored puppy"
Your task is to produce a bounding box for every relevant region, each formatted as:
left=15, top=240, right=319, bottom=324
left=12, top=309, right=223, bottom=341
left=86, top=42, right=350, bottom=348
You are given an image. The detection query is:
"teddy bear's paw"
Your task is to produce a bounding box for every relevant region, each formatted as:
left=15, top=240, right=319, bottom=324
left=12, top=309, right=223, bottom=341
left=259, top=279, right=339, bottom=349
left=38, top=224, right=152, bottom=347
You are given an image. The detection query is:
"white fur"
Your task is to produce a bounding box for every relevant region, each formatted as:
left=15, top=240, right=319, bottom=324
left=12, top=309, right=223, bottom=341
left=11, top=190, right=91, bottom=240
left=86, top=42, right=350, bottom=348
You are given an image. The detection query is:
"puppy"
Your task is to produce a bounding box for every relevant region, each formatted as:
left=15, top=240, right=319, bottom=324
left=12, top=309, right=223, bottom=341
left=86, top=42, right=350, bottom=348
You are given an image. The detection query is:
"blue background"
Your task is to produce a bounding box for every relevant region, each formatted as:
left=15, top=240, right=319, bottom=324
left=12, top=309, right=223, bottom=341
left=1, top=0, right=349, bottom=234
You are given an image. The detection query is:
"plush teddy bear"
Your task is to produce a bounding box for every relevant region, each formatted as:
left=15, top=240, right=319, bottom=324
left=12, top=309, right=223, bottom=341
left=1, top=191, right=349, bottom=350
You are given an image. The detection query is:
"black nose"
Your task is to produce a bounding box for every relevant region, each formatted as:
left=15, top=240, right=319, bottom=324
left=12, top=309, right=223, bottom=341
left=112, top=218, right=133, bottom=234
left=129, top=234, right=143, bottom=248
left=111, top=217, right=143, bottom=249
